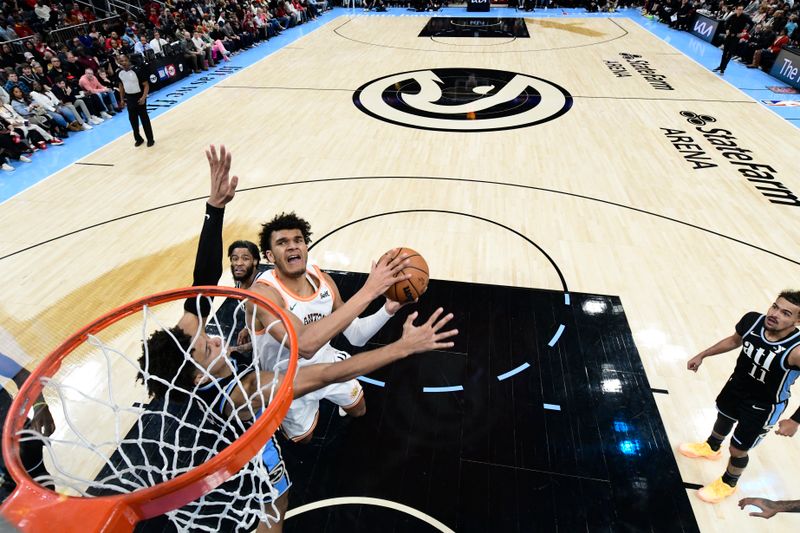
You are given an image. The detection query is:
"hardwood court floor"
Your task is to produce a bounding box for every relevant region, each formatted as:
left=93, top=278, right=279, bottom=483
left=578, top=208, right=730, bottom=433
left=0, top=14, right=799, bottom=532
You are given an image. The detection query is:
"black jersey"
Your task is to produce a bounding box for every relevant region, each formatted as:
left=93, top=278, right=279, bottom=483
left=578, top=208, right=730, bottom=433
left=730, top=312, right=800, bottom=404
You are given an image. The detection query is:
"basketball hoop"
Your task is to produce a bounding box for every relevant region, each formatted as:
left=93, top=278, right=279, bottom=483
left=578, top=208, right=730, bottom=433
left=1, top=286, right=298, bottom=532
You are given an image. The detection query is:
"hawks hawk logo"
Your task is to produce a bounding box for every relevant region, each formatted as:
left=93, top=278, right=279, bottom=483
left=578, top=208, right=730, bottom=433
left=352, top=68, right=573, bottom=132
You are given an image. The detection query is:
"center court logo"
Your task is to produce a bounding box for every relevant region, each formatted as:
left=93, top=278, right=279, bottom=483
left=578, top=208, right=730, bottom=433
left=352, top=68, right=573, bottom=132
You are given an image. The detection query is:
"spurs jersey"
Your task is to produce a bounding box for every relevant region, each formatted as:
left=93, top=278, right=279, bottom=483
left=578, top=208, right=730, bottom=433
left=731, top=312, right=800, bottom=404
left=252, top=264, right=336, bottom=370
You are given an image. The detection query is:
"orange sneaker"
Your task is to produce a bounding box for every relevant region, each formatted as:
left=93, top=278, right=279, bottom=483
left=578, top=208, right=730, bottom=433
left=697, top=477, right=737, bottom=503
left=678, top=441, right=722, bottom=460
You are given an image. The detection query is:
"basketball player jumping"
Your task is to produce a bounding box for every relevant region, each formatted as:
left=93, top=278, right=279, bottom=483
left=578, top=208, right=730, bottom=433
left=244, top=213, right=414, bottom=443
left=679, top=291, right=800, bottom=503
left=142, top=145, right=456, bottom=531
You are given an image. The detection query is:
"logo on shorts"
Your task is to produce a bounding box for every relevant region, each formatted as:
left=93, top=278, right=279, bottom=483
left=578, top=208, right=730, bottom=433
left=149, top=73, right=158, bottom=83
left=352, top=68, right=573, bottom=132
left=351, top=386, right=359, bottom=399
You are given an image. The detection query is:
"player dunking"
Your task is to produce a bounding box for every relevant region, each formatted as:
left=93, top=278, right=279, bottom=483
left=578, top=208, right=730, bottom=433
left=140, top=145, right=456, bottom=531
left=243, top=213, right=412, bottom=443
left=679, top=291, right=800, bottom=503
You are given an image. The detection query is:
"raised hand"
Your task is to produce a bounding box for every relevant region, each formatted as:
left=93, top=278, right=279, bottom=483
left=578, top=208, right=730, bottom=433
left=362, top=248, right=411, bottom=300
left=398, top=308, right=457, bottom=355
left=206, top=144, right=239, bottom=208
left=738, top=497, right=779, bottom=519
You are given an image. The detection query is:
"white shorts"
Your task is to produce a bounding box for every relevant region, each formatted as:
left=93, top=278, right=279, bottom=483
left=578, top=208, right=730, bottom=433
left=281, top=346, right=364, bottom=441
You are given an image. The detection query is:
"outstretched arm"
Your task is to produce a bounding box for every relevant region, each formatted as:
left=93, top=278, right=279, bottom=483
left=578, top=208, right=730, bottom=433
left=739, top=497, right=800, bottom=519
left=294, top=308, right=456, bottom=397
left=687, top=332, right=743, bottom=372
left=240, top=308, right=457, bottom=413
left=177, top=145, right=239, bottom=335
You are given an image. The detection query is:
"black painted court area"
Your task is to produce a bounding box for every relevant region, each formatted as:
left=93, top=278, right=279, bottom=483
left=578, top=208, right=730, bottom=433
left=418, top=17, right=530, bottom=38
left=279, top=272, right=698, bottom=533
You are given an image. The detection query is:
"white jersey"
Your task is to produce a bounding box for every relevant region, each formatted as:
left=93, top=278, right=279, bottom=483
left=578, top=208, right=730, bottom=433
left=252, top=263, right=336, bottom=371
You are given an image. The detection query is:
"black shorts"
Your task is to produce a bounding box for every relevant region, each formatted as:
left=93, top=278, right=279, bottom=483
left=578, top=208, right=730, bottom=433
left=715, top=379, right=787, bottom=451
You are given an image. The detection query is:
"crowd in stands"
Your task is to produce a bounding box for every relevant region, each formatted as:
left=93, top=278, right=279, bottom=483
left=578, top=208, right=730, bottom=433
left=643, top=0, right=800, bottom=69
left=0, top=0, right=797, bottom=172
left=0, top=0, right=331, bottom=172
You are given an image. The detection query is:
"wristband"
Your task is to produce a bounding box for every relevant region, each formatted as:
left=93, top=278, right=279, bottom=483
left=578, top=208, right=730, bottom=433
left=791, top=409, right=800, bottom=424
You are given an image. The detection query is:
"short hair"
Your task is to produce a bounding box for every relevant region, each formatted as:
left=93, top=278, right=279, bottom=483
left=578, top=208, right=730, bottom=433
left=778, top=290, right=800, bottom=309
left=228, top=239, right=260, bottom=260
left=258, top=212, right=312, bottom=255
left=138, top=326, right=198, bottom=401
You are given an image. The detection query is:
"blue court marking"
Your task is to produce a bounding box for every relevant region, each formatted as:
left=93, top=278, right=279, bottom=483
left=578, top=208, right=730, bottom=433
left=423, top=385, right=464, bottom=393
left=543, top=403, right=561, bottom=411
left=564, top=293, right=571, bottom=306
left=496, top=362, right=531, bottom=381
left=357, top=375, right=385, bottom=387
left=547, top=324, right=566, bottom=347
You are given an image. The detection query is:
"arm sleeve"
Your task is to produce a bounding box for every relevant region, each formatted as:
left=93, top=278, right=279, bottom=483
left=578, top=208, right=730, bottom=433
left=183, top=203, right=225, bottom=317
left=342, top=305, right=393, bottom=347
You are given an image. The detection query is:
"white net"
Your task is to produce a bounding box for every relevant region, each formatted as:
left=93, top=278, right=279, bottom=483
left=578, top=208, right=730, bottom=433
left=14, top=292, right=293, bottom=532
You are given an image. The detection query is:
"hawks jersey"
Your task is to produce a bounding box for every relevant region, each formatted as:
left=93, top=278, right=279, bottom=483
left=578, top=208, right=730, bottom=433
left=252, top=264, right=335, bottom=371
left=730, top=312, right=800, bottom=404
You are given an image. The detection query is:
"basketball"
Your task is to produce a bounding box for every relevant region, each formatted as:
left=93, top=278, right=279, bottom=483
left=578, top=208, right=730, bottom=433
left=384, top=247, right=429, bottom=303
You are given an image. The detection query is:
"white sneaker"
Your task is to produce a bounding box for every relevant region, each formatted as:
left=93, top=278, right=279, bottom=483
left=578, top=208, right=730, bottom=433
left=19, top=155, right=32, bottom=163
left=100, top=111, right=112, bottom=119
left=1, top=163, right=14, bottom=172
left=81, top=123, right=93, bottom=130
left=90, top=116, right=103, bottom=124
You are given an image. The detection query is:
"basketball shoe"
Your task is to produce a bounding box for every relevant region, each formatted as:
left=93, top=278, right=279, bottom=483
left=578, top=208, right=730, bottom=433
left=678, top=441, right=722, bottom=460
left=697, top=477, right=736, bottom=504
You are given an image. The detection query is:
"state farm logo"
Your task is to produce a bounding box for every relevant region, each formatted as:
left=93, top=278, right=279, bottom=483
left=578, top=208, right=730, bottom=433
left=680, top=110, right=716, bottom=126
left=352, top=68, right=573, bottom=132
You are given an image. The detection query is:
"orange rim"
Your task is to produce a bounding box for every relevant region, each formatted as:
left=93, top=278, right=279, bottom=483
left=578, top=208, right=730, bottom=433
left=0, top=286, right=298, bottom=532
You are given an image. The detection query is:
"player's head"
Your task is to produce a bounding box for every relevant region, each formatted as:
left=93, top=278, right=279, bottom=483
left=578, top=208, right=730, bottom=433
left=765, top=291, right=800, bottom=332
left=258, top=212, right=312, bottom=277
left=228, top=239, right=260, bottom=284
left=138, top=326, right=226, bottom=400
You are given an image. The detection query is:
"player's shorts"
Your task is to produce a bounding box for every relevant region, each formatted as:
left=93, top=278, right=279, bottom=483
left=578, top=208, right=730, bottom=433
left=280, top=346, right=364, bottom=441
left=715, top=379, right=788, bottom=451
left=257, top=437, right=291, bottom=502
